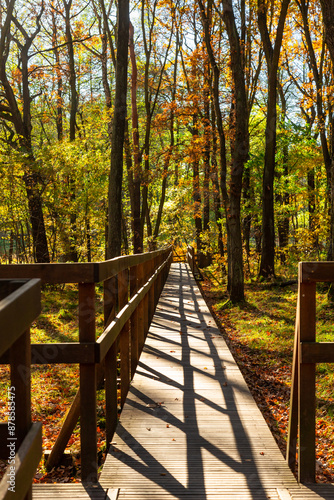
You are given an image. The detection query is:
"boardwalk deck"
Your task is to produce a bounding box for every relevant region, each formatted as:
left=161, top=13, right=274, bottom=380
left=33, top=262, right=334, bottom=499
left=98, top=262, right=334, bottom=500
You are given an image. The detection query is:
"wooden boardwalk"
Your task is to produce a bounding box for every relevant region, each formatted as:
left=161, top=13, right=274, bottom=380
left=32, top=262, right=334, bottom=499
left=98, top=263, right=334, bottom=500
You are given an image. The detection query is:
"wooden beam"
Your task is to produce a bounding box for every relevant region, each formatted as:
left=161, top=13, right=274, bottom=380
left=0, top=342, right=98, bottom=365
left=286, top=295, right=299, bottom=473
left=0, top=279, right=40, bottom=357
left=0, top=423, right=42, bottom=500
left=300, top=261, right=334, bottom=283
left=0, top=263, right=98, bottom=284
left=298, top=276, right=316, bottom=483
left=300, top=342, right=334, bottom=363
left=0, top=247, right=172, bottom=285
left=79, top=283, right=97, bottom=484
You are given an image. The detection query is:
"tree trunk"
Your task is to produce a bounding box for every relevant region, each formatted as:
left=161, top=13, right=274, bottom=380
left=107, top=0, right=129, bottom=259
left=258, top=0, right=290, bottom=278
left=129, top=22, right=143, bottom=253
left=210, top=101, right=224, bottom=257
left=23, top=171, right=50, bottom=263
left=319, top=0, right=334, bottom=262
left=63, top=0, right=79, bottom=262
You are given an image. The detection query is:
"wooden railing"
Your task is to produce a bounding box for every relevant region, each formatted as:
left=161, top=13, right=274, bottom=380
left=0, top=247, right=172, bottom=484
left=287, top=261, right=334, bottom=483
left=0, top=279, right=42, bottom=500
left=187, top=246, right=195, bottom=274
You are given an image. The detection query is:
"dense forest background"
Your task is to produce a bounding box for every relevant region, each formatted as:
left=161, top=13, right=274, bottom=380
left=1, top=0, right=334, bottom=302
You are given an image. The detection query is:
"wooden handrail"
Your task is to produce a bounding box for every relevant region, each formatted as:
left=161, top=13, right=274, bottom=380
left=287, top=261, right=334, bottom=483
left=187, top=245, right=195, bottom=274
left=0, top=247, right=173, bottom=484
left=0, top=279, right=40, bottom=356
left=0, top=247, right=170, bottom=283
left=0, top=279, right=42, bottom=500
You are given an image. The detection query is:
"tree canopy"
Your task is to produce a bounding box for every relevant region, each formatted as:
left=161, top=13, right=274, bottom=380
left=0, top=0, right=333, bottom=301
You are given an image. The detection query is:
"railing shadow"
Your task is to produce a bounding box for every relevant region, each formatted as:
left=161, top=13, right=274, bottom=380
left=106, top=262, right=276, bottom=498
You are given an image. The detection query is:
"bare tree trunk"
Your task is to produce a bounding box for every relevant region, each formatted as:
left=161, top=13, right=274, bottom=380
left=107, top=0, right=129, bottom=259
left=318, top=0, right=334, bottom=262
left=258, top=0, right=290, bottom=278
left=129, top=22, right=143, bottom=253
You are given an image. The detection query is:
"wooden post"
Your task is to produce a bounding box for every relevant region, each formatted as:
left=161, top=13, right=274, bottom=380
left=104, top=277, right=118, bottom=446
left=286, top=294, right=300, bottom=473
left=298, top=269, right=316, bottom=483
left=137, top=263, right=145, bottom=355
left=10, top=329, right=31, bottom=447
left=154, top=257, right=159, bottom=309
left=148, top=258, right=154, bottom=323
left=129, top=265, right=139, bottom=378
left=10, top=329, right=32, bottom=500
left=143, top=260, right=149, bottom=340
left=119, top=270, right=130, bottom=409
left=79, top=283, right=97, bottom=484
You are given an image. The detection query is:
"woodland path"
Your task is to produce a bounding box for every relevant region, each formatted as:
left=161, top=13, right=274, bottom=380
left=33, top=263, right=334, bottom=499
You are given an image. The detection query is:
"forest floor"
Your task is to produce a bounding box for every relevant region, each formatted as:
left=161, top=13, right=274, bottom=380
left=1, top=271, right=334, bottom=484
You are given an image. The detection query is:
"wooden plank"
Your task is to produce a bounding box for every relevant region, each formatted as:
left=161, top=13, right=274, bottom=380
left=79, top=283, right=97, bottom=484
left=0, top=280, right=27, bottom=300
left=129, top=266, right=139, bottom=378
left=32, top=483, right=109, bottom=499
left=97, top=258, right=169, bottom=361
left=10, top=329, right=31, bottom=447
left=97, top=247, right=172, bottom=282
left=0, top=263, right=98, bottom=284
left=0, top=343, right=98, bottom=365
left=119, top=270, right=130, bottom=409
left=147, top=259, right=154, bottom=324
left=104, top=276, right=118, bottom=447
left=300, top=341, right=334, bottom=363
left=0, top=422, right=42, bottom=500
left=143, top=261, right=149, bottom=341
left=0, top=247, right=172, bottom=285
left=286, top=294, right=299, bottom=472
left=45, top=390, right=80, bottom=470
left=300, top=261, right=334, bottom=283
left=136, top=263, right=145, bottom=355
left=105, top=341, right=118, bottom=447
left=0, top=279, right=40, bottom=357
left=298, top=275, right=316, bottom=484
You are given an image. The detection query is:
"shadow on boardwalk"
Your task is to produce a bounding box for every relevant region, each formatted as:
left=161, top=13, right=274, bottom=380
left=98, top=263, right=334, bottom=500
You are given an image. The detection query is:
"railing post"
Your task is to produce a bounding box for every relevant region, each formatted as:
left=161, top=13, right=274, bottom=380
left=10, top=328, right=32, bottom=500
left=119, top=269, right=130, bottom=408
left=104, top=276, right=118, bottom=446
left=137, top=263, right=145, bottom=355
left=143, top=260, right=149, bottom=340
left=153, top=257, right=159, bottom=309
left=298, top=268, right=316, bottom=483
left=148, top=257, right=155, bottom=323
left=79, top=282, right=97, bottom=483
left=286, top=294, right=299, bottom=473
left=130, top=265, right=139, bottom=378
